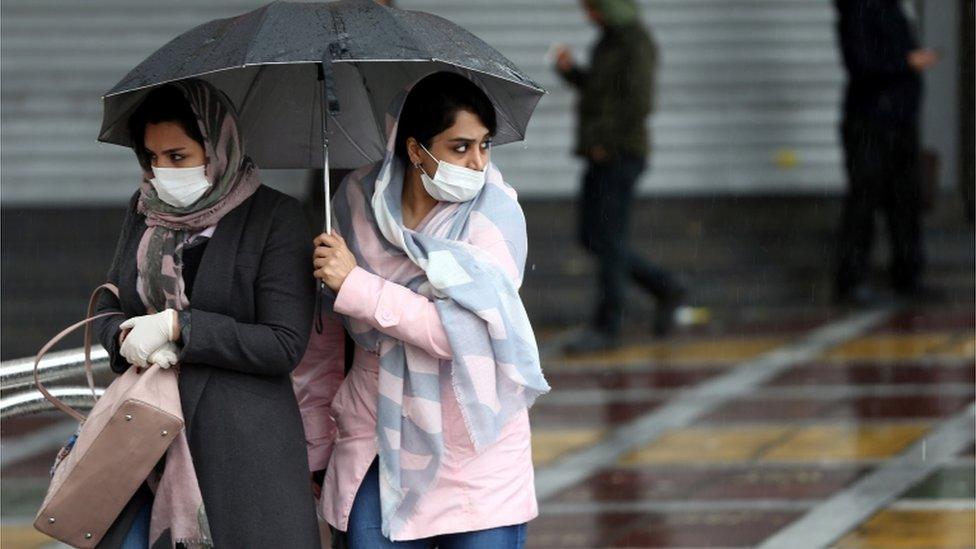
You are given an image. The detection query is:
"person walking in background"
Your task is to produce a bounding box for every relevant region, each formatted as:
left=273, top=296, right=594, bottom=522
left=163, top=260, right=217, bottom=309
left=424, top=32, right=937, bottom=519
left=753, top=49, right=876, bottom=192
left=552, top=0, right=685, bottom=353
left=833, top=0, right=940, bottom=305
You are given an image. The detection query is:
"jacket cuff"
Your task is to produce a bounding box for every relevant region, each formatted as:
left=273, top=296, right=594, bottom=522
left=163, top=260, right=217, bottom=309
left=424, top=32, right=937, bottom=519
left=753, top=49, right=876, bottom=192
left=177, top=310, right=192, bottom=347
left=177, top=309, right=205, bottom=363
left=334, top=267, right=384, bottom=322
left=106, top=317, right=129, bottom=374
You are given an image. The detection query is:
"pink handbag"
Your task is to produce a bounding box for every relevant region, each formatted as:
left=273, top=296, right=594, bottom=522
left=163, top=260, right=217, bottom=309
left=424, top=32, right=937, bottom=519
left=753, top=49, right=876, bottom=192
left=33, top=284, right=183, bottom=548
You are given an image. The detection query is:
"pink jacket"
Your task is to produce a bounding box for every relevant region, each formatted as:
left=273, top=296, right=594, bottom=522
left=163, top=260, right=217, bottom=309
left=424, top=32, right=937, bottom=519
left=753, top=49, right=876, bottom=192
left=292, top=228, right=538, bottom=539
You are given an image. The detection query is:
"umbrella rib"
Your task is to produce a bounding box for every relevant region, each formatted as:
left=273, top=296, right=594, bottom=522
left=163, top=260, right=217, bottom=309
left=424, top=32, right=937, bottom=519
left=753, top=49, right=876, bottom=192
left=330, top=59, right=544, bottom=93
left=349, top=62, right=386, bottom=154
left=238, top=64, right=267, bottom=115
left=331, top=116, right=376, bottom=163
left=241, top=2, right=274, bottom=68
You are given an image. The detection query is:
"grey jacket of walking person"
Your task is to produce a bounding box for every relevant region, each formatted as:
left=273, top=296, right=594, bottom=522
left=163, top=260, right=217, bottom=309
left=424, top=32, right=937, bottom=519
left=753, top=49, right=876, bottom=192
left=557, top=0, right=658, bottom=161
left=92, top=80, right=321, bottom=548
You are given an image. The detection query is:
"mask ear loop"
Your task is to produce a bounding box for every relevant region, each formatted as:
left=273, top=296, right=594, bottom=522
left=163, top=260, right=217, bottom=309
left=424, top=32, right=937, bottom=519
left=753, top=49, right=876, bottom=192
left=419, top=142, right=436, bottom=161
left=416, top=142, right=438, bottom=179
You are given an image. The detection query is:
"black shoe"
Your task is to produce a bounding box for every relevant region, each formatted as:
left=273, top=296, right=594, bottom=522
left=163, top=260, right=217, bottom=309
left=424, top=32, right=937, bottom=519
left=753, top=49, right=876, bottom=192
left=834, top=284, right=879, bottom=308
left=563, top=329, right=621, bottom=355
left=894, top=284, right=946, bottom=304
left=653, top=286, right=686, bottom=336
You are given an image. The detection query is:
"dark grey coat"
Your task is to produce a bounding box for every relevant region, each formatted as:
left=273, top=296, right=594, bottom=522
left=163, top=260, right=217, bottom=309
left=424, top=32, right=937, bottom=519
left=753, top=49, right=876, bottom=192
left=93, top=185, right=320, bottom=548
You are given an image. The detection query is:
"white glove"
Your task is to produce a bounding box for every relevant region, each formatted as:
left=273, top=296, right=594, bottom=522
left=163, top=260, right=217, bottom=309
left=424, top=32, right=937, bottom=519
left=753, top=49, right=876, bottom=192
left=119, top=309, right=178, bottom=368
left=148, top=342, right=180, bottom=369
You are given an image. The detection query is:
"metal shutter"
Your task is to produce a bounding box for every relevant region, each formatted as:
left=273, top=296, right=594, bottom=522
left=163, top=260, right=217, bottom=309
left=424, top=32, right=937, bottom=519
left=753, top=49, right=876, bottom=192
left=0, top=0, right=844, bottom=204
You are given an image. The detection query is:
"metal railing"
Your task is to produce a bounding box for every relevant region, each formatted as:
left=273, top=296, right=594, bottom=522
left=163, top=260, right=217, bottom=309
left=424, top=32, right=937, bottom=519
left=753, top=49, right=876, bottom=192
left=1, top=347, right=107, bottom=419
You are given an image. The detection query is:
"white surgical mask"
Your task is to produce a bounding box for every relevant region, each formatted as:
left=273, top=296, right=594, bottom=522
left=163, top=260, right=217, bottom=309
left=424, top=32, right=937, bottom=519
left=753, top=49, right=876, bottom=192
left=150, top=165, right=212, bottom=208
left=418, top=144, right=486, bottom=203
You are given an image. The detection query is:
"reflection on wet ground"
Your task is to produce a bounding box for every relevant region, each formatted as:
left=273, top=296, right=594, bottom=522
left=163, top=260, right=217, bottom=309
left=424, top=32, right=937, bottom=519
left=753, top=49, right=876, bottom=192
left=526, top=307, right=974, bottom=548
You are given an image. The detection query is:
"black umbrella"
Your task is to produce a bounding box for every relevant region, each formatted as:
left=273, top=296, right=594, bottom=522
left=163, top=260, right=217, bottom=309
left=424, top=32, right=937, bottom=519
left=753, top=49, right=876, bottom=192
left=98, top=0, right=545, bottom=232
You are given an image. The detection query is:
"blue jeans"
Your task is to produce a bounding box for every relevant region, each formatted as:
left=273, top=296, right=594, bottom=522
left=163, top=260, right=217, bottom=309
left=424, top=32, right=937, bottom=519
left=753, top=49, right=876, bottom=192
left=120, top=499, right=151, bottom=549
left=346, top=458, right=527, bottom=549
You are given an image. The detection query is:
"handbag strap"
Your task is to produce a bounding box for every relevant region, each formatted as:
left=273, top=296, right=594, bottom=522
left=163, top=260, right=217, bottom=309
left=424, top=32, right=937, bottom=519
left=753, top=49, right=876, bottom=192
left=34, top=284, right=124, bottom=423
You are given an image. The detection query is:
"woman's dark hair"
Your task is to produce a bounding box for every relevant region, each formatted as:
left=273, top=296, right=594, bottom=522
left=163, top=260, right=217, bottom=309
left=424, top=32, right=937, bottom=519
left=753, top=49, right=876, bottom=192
left=394, top=72, right=497, bottom=160
left=128, top=85, right=205, bottom=166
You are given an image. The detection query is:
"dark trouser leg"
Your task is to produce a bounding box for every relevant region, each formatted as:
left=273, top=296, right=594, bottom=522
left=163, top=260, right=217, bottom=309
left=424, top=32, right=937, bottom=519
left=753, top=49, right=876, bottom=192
left=835, top=119, right=883, bottom=296
left=577, top=157, right=650, bottom=334
left=625, top=249, right=682, bottom=300
left=578, top=158, right=640, bottom=334
left=882, top=125, right=924, bottom=292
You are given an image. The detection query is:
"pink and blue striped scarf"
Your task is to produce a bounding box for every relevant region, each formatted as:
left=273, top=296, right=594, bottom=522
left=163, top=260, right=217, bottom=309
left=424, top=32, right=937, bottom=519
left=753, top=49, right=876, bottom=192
left=330, top=88, right=550, bottom=540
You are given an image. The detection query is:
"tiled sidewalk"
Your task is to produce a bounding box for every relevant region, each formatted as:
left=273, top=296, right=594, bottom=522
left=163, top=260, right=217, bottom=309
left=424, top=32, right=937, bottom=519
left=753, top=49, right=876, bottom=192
left=526, top=308, right=975, bottom=548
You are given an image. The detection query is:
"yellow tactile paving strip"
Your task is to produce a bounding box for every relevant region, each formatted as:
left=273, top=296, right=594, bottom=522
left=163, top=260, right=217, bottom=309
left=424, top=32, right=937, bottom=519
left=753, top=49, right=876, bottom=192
left=622, top=423, right=931, bottom=465
left=621, top=425, right=792, bottom=464
left=763, top=423, right=931, bottom=461
left=938, top=335, right=976, bottom=359
left=835, top=509, right=976, bottom=548
left=531, top=428, right=606, bottom=467
left=0, top=525, right=52, bottom=549
left=824, top=332, right=966, bottom=361
left=554, top=337, right=784, bottom=368
left=544, top=330, right=973, bottom=369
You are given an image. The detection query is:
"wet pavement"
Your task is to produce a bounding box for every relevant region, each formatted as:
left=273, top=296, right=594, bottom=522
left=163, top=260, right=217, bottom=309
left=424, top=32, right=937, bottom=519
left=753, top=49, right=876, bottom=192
left=524, top=306, right=974, bottom=548
left=2, top=306, right=973, bottom=548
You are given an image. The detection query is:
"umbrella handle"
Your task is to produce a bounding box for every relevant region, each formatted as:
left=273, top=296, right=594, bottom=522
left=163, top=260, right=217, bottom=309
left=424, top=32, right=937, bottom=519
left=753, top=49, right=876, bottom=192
left=314, top=283, right=325, bottom=335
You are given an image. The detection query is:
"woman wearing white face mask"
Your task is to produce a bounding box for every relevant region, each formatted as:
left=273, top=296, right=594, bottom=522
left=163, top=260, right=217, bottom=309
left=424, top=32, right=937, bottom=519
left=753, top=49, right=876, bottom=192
left=292, top=72, right=549, bottom=548
left=91, top=80, right=320, bottom=548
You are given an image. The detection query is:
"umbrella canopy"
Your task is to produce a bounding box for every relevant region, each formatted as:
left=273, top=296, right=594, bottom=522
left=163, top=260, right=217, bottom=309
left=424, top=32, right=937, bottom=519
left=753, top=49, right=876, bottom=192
left=98, top=0, right=545, bottom=170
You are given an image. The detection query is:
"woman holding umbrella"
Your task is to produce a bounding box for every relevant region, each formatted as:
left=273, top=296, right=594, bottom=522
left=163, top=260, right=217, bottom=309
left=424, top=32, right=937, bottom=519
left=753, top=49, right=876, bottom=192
left=93, top=79, right=320, bottom=548
left=293, top=72, right=550, bottom=548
